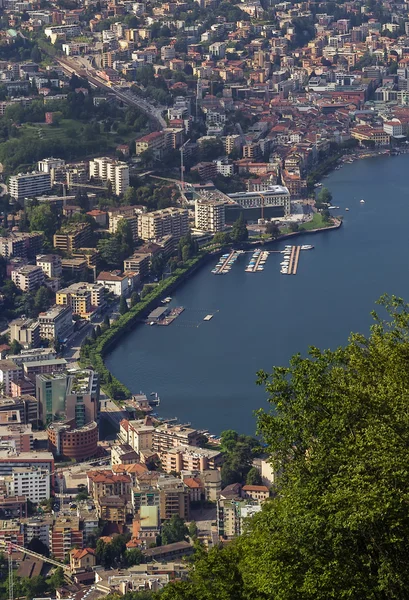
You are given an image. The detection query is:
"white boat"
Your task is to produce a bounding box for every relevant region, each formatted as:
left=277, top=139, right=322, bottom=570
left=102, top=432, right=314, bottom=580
left=360, top=199, right=365, bottom=203
left=301, top=245, right=314, bottom=250
left=345, top=207, right=349, bottom=211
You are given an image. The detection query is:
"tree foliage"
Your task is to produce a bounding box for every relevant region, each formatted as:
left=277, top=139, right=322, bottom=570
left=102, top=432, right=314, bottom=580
left=230, top=214, right=248, bottom=243
left=161, top=515, right=189, bottom=545
left=159, top=295, right=409, bottom=599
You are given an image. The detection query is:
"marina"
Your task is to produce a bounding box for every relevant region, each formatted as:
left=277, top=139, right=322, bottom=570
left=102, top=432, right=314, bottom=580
left=157, top=306, right=185, bottom=325
left=280, top=245, right=313, bottom=275
left=245, top=249, right=269, bottom=272
left=211, top=250, right=241, bottom=275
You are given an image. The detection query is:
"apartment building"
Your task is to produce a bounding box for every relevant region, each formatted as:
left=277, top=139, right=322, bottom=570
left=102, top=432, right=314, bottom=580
left=152, top=423, right=200, bottom=452
left=109, top=212, right=138, bottom=241
left=0, top=232, right=43, bottom=259
left=135, top=131, right=166, bottom=158
left=38, top=305, right=73, bottom=341
left=121, top=418, right=155, bottom=454
left=217, top=497, right=261, bottom=539
left=0, top=360, right=21, bottom=396
left=11, top=467, right=50, bottom=503
left=195, top=198, right=226, bottom=232
left=0, top=423, right=33, bottom=453
left=241, top=485, right=270, bottom=503
left=8, top=171, right=51, bottom=201
left=51, top=516, right=83, bottom=561
left=53, top=223, right=92, bottom=252
left=36, top=254, right=62, bottom=278
left=137, top=208, right=189, bottom=242
left=0, top=450, right=54, bottom=480
left=87, top=470, right=132, bottom=504
left=123, top=253, right=150, bottom=279
left=98, top=495, right=127, bottom=523
left=9, top=318, right=41, bottom=349
left=56, top=282, right=105, bottom=318
left=23, top=358, right=67, bottom=378
left=11, top=265, right=44, bottom=292
left=89, top=157, right=130, bottom=196
left=160, top=445, right=223, bottom=474
left=23, top=516, right=52, bottom=549
left=157, top=476, right=189, bottom=521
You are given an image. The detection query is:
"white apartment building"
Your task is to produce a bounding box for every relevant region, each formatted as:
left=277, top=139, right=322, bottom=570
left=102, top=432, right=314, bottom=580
left=161, top=45, right=176, bottom=60
left=89, top=157, right=129, bottom=196
left=383, top=119, right=403, bottom=137
left=0, top=360, right=21, bottom=396
left=109, top=213, right=138, bottom=241
left=38, top=305, right=73, bottom=341
left=37, top=157, right=65, bottom=173
left=8, top=172, right=51, bottom=202
left=36, top=254, right=62, bottom=278
left=12, top=467, right=50, bottom=503
left=11, top=265, right=44, bottom=292
left=195, top=199, right=226, bottom=232
left=216, top=160, right=234, bottom=177
left=44, top=24, right=81, bottom=38
left=138, top=208, right=189, bottom=242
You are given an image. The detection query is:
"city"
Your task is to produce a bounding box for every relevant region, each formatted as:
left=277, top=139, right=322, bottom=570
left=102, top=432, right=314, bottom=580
left=0, top=0, right=409, bottom=597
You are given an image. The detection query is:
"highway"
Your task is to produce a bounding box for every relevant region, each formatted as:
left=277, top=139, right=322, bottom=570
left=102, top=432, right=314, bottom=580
left=56, top=56, right=167, bottom=129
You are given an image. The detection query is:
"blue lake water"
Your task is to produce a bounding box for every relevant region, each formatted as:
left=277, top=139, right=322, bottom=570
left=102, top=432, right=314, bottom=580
left=106, top=154, right=409, bottom=435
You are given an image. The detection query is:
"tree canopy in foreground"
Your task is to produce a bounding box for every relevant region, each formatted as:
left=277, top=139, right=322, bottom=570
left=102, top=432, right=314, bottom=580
left=160, top=295, right=409, bottom=600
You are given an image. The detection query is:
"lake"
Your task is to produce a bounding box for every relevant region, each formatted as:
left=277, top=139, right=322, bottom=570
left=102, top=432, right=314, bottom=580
left=106, top=154, right=409, bottom=435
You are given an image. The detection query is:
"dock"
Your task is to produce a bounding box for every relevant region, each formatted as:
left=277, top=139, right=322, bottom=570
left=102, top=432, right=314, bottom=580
left=212, top=251, right=240, bottom=275
left=203, top=314, right=213, bottom=321
left=245, top=249, right=268, bottom=272
left=155, top=306, right=185, bottom=325
left=281, top=246, right=301, bottom=275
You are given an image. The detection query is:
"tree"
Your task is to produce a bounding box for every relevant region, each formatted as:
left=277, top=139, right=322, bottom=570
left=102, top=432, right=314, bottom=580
left=156, top=295, right=409, bottom=600
left=130, top=291, right=139, bottom=307
left=317, top=186, right=332, bottom=206
left=231, top=214, right=248, bottom=243
left=124, top=548, right=144, bottom=567
left=213, top=232, right=231, bottom=245
left=9, top=339, right=23, bottom=355
left=188, top=521, right=198, bottom=539
left=198, top=139, right=224, bottom=162
left=103, top=314, right=111, bottom=328
left=161, top=515, right=189, bottom=545
left=245, top=467, right=262, bottom=486
left=34, top=286, right=50, bottom=313
left=27, top=204, right=58, bottom=241
left=220, top=429, right=239, bottom=453
left=265, top=222, right=281, bottom=238
left=46, top=567, right=65, bottom=591
left=119, top=296, right=129, bottom=315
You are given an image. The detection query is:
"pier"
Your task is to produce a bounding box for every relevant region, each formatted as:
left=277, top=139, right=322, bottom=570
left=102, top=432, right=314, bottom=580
left=282, top=246, right=301, bottom=275
left=212, top=251, right=240, bottom=274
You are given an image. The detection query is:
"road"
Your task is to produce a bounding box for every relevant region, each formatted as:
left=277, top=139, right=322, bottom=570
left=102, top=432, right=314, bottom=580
left=56, top=56, right=166, bottom=129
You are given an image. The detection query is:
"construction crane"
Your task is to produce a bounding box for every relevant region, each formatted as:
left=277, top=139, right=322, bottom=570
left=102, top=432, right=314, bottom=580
left=180, top=138, right=191, bottom=192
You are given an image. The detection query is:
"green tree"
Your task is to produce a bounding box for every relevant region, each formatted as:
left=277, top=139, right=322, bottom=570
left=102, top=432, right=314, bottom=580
left=188, top=521, right=198, bottom=539
left=34, top=286, right=50, bottom=313
left=9, top=339, right=23, bottom=355
left=316, top=186, right=332, bottom=206
left=27, top=204, right=58, bottom=241
left=265, top=222, right=281, bottom=238
left=46, top=567, right=65, bottom=591
left=130, top=291, right=139, bottom=307
left=119, top=296, right=129, bottom=315
left=161, top=515, right=188, bottom=545
left=198, top=139, right=224, bottom=162
left=245, top=467, right=262, bottom=486
left=231, top=214, right=248, bottom=243
left=213, top=231, right=231, bottom=245
left=124, top=548, right=144, bottom=566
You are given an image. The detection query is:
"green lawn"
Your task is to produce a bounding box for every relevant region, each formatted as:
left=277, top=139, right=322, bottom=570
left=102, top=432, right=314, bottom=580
left=299, top=213, right=333, bottom=231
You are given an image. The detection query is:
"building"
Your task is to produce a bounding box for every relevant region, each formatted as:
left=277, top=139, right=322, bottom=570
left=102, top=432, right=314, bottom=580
left=23, top=358, right=67, bottom=378
left=383, top=120, right=403, bottom=137
left=23, top=516, right=52, bottom=548
left=0, top=232, right=43, bottom=259
left=11, top=467, right=50, bottom=503
left=9, top=318, right=41, bottom=349
left=0, top=450, right=54, bottom=480
left=111, top=444, right=139, bottom=466
left=152, top=423, right=200, bottom=452
left=48, top=421, right=98, bottom=461
left=137, top=208, right=189, bottom=242
left=228, top=186, right=291, bottom=216
left=241, top=485, right=270, bottom=503
left=53, top=223, right=92, bottom=253
left=0, top=422, right=33, bottom=453
left=51, top=516, right=83, bottom=561
left=0, top=360, right=21, bottom=396
left=36, top=254, right=62, bottom=278
left=160, top=445, right=223, bottom=474
left=195, top=199, right=226, bottom=232
left=70, top=548, right=96, bottom=572
left=38, top=305, right=73, bottom=342
left=109, top=212, right=138, bottom=242
left=89, top=157, right=130, bottom=196
left=56, top=283, right=104, bottom=319
left=36, top=373, right=67, bottom=425
left=11, top=265, right=44, bottom=293
left=98, top=495, right=127, bottom=523
left=135, top=131, right=166, bottom=158
left=8, top=172, right=51, bottom=201
left=65, top=369, right=99, bottom=426
left=87, top=470, right=132, bottom=502
left=123, top=253, right=150, bottom=280
left=157, top=476, right=189, bottom=521
left=96, top=271, right=136, bottom=297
